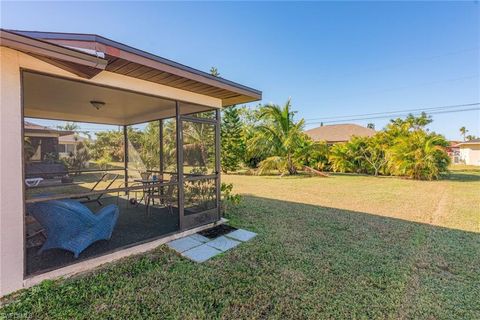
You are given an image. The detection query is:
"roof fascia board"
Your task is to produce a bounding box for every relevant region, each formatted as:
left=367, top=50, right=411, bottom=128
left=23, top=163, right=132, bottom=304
left=0, top=30, right=108, bottom=70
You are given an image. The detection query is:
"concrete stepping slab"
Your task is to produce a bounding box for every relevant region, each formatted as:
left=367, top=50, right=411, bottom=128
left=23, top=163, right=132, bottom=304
left=182, top=244, right=222, bottom=263
left=167, top=236, right=203, bottom=253
left=189, top=233, right=210, bottom=243
left=225, top=229, right=257, bottom=242
left=206, top=236, right=241, bottom=252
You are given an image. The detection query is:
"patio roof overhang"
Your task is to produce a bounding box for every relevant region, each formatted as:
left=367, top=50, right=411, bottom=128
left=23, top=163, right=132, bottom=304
left=1, top=29, right=262, bottom=107
left=22, top=71, right=214, bottom=125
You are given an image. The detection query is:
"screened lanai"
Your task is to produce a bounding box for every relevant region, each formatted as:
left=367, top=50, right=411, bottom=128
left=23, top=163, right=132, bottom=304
left=0, top=28, right=261, bottom=296
left=23, top=71, right=221, bottom=275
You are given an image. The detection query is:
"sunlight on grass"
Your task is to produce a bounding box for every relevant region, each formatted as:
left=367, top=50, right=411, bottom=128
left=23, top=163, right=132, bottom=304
left=224, top=166, right=480, bottom=233
left=3, top=167, right=479, bottom=319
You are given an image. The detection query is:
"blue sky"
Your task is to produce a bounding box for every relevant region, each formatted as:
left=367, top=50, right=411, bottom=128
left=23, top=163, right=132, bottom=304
left=2, top=1, right=479, bottom=140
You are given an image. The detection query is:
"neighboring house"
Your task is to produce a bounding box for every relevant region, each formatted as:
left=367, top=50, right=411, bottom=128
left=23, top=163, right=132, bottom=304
left=24, top=121, right=73, bottom=161
left=446, top=141, right=461, bottom=164
left=0, top=29, right=261, bottom=296
left=305, top=123, right=376, bottom=144
left=58, top=133, right=87, bottom=158
left=454, top=139, right=480, bottom=166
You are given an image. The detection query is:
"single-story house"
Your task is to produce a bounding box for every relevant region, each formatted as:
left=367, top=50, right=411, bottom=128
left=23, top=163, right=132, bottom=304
left=24, top=121, right=87, bottom=159
left=24, top=121, right=73, bottom=161
left=446, top=141, right=461, bottom=164
left=454, top=139, right=480, bottom=166
left=305, top=123, right=376, bottom=144
left=0, top=29, right=261, bottom=296
left=58, top=133, right=87, bottom=158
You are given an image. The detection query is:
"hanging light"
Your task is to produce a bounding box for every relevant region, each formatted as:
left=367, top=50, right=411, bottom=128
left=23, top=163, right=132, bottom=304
left=90, top=100, right=105, bottom=110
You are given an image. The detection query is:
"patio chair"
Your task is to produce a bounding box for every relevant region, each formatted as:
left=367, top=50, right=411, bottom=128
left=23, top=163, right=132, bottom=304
left=31, top=199, right=119, bottom=258
left=75, top=173, right=119, bottom=206
left=146, top=176, right=177, bottom=215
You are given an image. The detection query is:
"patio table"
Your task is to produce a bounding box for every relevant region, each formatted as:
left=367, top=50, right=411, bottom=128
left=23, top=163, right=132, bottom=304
left=133, top=178, right=164, bottom=209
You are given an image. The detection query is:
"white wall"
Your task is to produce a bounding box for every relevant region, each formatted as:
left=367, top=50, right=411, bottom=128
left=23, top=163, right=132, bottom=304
left=459, top=145, right=480, bottom=166
left=0, top=46, right=25, bottom=297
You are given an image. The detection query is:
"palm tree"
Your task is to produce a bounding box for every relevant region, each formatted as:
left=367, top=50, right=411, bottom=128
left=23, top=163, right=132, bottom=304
left=294, top=136, right=329, bottom=171
left=183, top=121, right=214, bottom=167
left=329, top=143, right=355, bottom=173
left=139, top=122, right=160, bottom=171
left=459, top=126, right=468, bottom=141
left=250, top=99, right=305, bottom=175
left=387, top=131, right=449, bottom=180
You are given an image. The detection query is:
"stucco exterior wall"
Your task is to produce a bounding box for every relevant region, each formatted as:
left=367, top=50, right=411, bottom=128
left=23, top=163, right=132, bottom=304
left=0, top=46, right=222, bottom=296
left=459, top=145, right=480, bottom=166
left=0, top=46, right=25, bottom=297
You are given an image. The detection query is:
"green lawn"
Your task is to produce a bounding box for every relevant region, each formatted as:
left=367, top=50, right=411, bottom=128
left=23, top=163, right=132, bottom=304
left=2, top=167, right=479, bottom=319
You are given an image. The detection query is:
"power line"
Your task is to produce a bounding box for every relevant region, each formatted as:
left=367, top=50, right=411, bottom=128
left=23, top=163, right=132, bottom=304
left=319, top=74, right=479, bottom=102
left=324, top=47, right=479, bottom=80
left=305, top=107, right=480, bottom=125
left=305, top=102, right=480, bottom=121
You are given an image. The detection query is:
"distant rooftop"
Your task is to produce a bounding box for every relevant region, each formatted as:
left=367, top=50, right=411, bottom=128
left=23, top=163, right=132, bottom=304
left=59, top=134, right=86, bottom=143
left=454, top=138, right=480, bottom=147
left=24, top=121, right=51, bottom=131
left=24, top=121, right=73, bottom=136
left=305, top=124, right=376, bottom=143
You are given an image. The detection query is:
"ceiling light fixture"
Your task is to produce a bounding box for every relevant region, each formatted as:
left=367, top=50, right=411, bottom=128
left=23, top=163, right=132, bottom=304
left=90, top=100, right=106, bottom=110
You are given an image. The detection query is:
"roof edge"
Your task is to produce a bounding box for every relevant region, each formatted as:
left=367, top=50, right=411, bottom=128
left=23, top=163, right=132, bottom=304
left=0, top=29, right=108, bottom=76
left=7, top=29, right=262, bottom=98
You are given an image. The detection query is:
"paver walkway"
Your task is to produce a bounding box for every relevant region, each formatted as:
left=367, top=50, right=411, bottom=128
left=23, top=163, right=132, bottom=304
left=167, top=228, right=257, bottom=262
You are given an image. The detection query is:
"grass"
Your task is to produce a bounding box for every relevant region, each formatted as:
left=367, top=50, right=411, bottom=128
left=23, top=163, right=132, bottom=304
left=2, top=166, right=479, bottom=319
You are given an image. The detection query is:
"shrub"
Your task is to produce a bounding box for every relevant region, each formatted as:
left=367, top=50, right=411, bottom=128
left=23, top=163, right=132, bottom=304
left=387, top=131, right=450, bottom=180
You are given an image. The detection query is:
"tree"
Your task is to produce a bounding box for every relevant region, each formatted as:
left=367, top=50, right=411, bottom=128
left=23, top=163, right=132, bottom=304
left=329, top=143, right=355, bottom=173
left=388, top=112, right=432, bottom=135
left=466, top=134, right=477, bottom=141
left=367, top=123, right=375, bottom=130
left=237, top=105, right=264, bottom=168
left=221, top=105, right=245, bottom=173
left=139, top=122, right=160, bottom=171
left=387, top=131, right=449, bottom=180
left=89, top=130, right=124, bottom=161
left=294, top=136, right=329, bottom=171
left=56, top=122, right=80, bottom=131
left=250, top=99, right=305, bottom=175
left=161, top=119, right=178, bottom=171
left=183, top=121, right=215, bottom=168
left=358, top=135, right=388, bottom=176
left=89, top=128, right=142, bottom=162
left=327, top=113, right=448, bottom=179
left=210, top=67, right=220, bottom=77
left=64, top=140, right=91, bottom=175
left=56, top=122, right=91, bottom=139
left=328, top=137, right=369, bottom=174
left=24, top=137, right=35, bottom=163
left=460, top=126, right=468, bottom=141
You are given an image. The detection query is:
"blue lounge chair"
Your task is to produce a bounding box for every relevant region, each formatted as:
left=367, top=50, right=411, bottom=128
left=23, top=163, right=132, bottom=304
left=31, top=200, right=119, bottom=258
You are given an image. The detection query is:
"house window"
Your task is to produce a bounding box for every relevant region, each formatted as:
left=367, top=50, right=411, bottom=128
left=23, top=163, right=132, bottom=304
left=59, top=144, right=75, bottom=154
left=66, top=144, right=75, bottom=153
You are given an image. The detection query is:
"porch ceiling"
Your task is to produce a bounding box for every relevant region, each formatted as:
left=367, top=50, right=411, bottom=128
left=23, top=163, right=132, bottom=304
left=23, top=71, right=213, bottom=125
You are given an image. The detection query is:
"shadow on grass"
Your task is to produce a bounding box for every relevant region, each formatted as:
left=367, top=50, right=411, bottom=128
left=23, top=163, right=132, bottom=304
left=3, top=195, right=479, bottom=319
left=226, top=195, right=480, bottom=318
left=445, top=171, right=480, bottom=182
